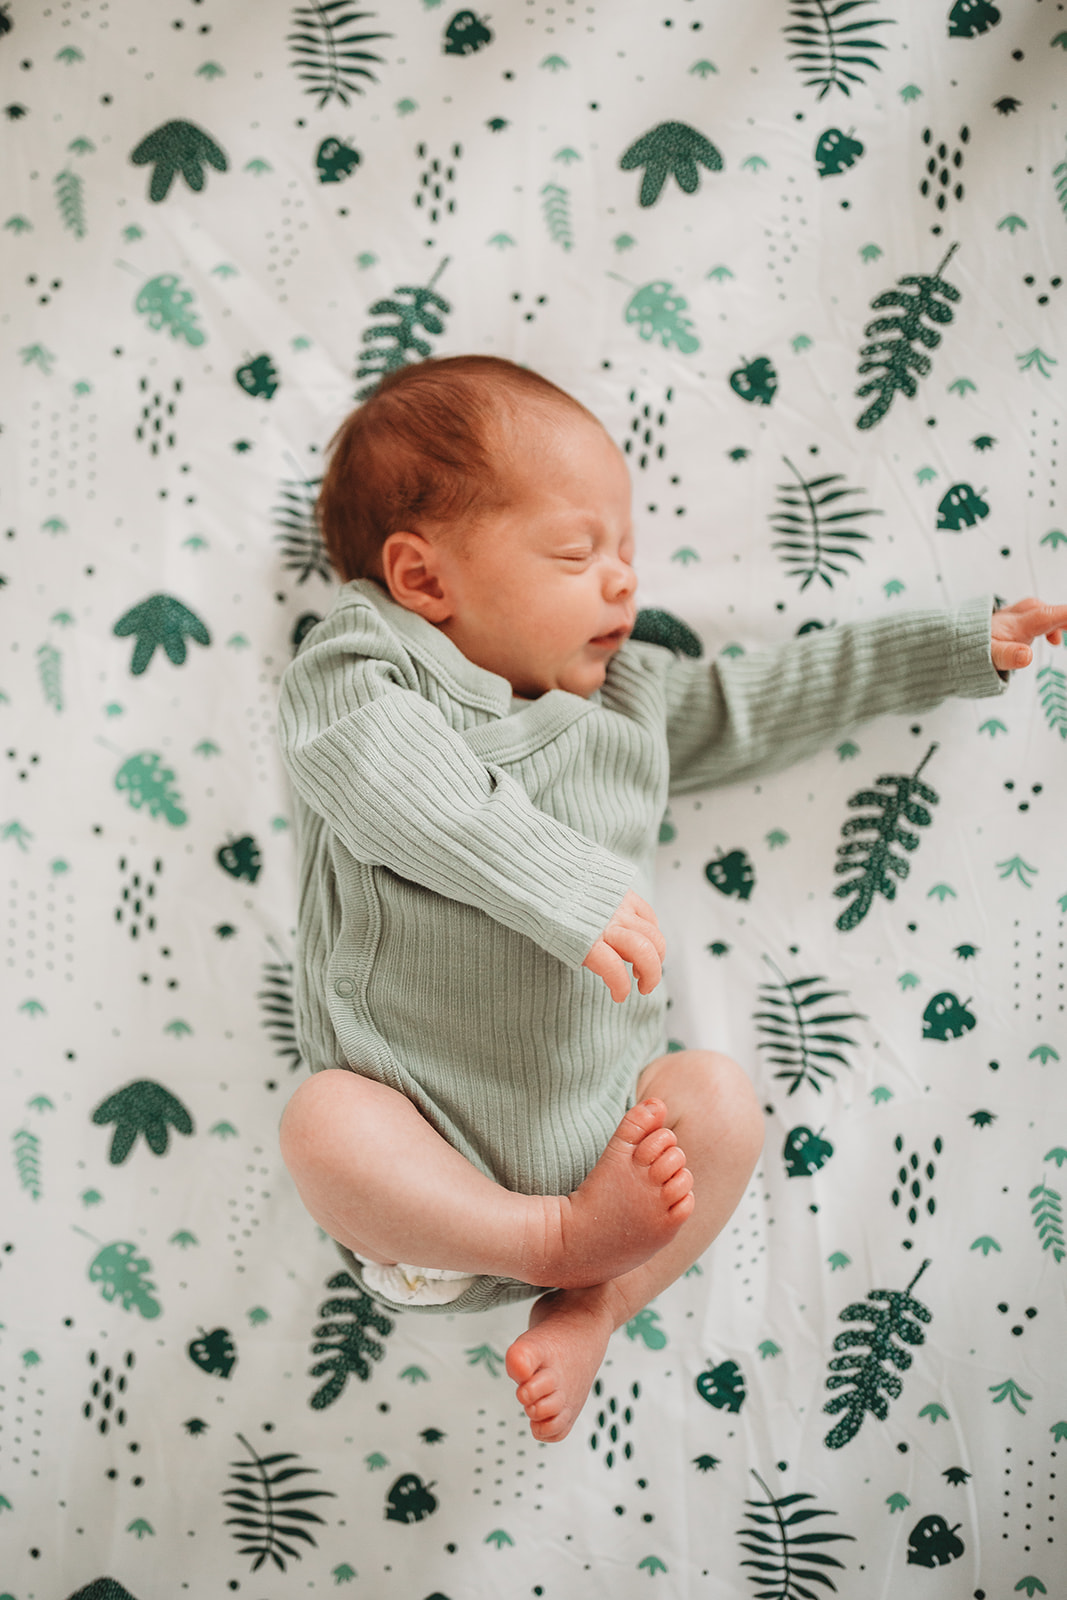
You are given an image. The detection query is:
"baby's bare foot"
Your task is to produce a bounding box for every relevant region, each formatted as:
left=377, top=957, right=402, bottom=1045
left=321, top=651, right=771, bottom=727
left=522, top=1099, right=694, bottom=1290
left=506, top=1286, right=616, bottom=1442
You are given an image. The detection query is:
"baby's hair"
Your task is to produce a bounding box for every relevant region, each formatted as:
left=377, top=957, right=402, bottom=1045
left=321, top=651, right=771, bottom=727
left=316, top=354, right=597, bottom=583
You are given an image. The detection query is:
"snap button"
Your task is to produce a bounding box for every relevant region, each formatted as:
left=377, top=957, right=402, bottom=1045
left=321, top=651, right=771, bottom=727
left=334, top=978, right=355, bottom=998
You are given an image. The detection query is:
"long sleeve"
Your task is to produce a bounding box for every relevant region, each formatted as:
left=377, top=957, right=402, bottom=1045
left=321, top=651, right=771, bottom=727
left=661, top=593, right=1008, bottom=797
left=276, top=606, right=636, bottom=969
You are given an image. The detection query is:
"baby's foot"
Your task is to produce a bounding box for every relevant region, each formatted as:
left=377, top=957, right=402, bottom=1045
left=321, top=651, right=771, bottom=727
left=523, top=1099, right=694, bottom=1290
left=506, top=1286, right=616, bottom=1443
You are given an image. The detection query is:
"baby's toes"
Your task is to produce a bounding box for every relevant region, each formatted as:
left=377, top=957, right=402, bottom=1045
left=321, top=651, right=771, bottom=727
left=526, top=1389, right=565, bottom=1423
left=662, top=1163, right=693, bottom=1200
left=647, top=1144, right=687, bottom=1186
left=632, top=1126, right=677, bottom=1168
left=516, top=1369, right=556, bottom=1407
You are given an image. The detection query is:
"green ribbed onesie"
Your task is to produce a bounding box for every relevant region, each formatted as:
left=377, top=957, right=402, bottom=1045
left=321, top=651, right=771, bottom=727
left=276, top=579, right=1008, bottom=1314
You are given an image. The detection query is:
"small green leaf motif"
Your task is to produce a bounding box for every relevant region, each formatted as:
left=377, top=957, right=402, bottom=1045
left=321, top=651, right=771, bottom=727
left=540, top=54, right=569, bottom=71
left=927, top=883, right=957, bottom=901
left=998, top=214, right=1027, bottom=232
left=1041, top=528, right=1067, bottom=548
left=247, top=1306, right=270, bottom=1326
left=487, top=232, right=515, bottom=248
left=971, top=1235, right=1002, bottom=1255
left=989, top=1377, right=1032, bottom=1413
left=860, top=243, right=883, bottom=261
left=332, top=1564, right=357, bottom=1582
left=1014, top=1579, right=1048, bottom=1596
left=619, top=121, right=723, bottom=208
left=672, top=546, right=700, bottom=565
left=131, top=120, right=229, bottom=202
left=614, top=232, right=637, bottom=251
left=398, top=1364, right=429, bottom=1383
left=554, top=146, right=581, bottom=164
left=365, top=1451, right=388, bottom=1469
left=916, top=465, right=938, bottom=483
left=244, top=157, right=273, bottom=174
left=690, top=59, right=718, bottom=76
left=1044, top=1148, right=1067, bottom=1167
left=884, top=578, right=906, bottom=596
left=979, top=718, right=1008, bottom=736
left=900, top=84, right=922, bottom=101
left=837, top=740, right=860, bottom=759
left=485, top=1528, right=514, bottom=1548
left=637, top=1555, right=668, bottom=1575
left=758, top=1339, right=781, bottom=1358
left=465, top=1343, right=505, bottom=1378
left=92, top=1080, right=194, bottom=1163
left=887, top=1491, right=910, bottom=1512
left=196, top=61, right=225, bottom=79
left=625, top=1308, right=667, bottom=1349
left=1030, top=1044, right=1061, bottom=1064
left=169, top=1229, right=198, bottom=1248
left=827, top=1251, right=851, bottom=1270
left=113, top=594, right=212, bottom=675
left=792, top=333, right=812, bottom=352
left=1051, top=1420, right=1067, bottom=1441
left=919, top=1401, right=950, bottom=1423
left=706, top=264, right=734, bottom=281
left=765, top=829, right=789, bottom=848
left=870, top=1085, right=894, bottom=1103
left=1017, top=347, right=1057, bottom=378
left=948, top=376, right=977, bottom=396
left=741, top=154, right=768, bottom=172
left=127, top=1517, right=155, bottom=1539
left=898, top=972, right=920, bottom=989
left=997, top=855, right=1038, bottom=887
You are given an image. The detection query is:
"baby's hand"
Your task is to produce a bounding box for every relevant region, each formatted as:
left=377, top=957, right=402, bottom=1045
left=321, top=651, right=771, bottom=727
left=991, top=598, right=1067, bottom=671
left=583, top=890, right=665, bottom=1003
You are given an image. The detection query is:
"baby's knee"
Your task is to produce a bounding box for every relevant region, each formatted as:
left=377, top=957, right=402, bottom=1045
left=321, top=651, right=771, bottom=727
left=689, top=1050, right=765, bottom=1156
left=278, top=1069, right=356, bottom=1171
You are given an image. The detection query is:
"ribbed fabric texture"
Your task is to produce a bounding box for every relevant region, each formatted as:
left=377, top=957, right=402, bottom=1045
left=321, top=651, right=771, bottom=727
left=276, top=579, right=1008, bottom=1313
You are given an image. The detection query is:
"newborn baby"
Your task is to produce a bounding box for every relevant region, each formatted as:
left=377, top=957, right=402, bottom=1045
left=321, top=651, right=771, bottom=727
left=276, top=353, right=1065, bottom=1442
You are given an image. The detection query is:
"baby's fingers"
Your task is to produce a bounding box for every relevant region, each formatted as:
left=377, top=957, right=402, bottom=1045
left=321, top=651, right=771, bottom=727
left=606, top=925, right=663, bottom=997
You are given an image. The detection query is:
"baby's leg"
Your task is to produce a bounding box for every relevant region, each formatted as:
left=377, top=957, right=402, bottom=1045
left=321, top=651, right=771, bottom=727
left=278, top=1068, right=695, bottom=1290
left=507, top=1049, right=764, bottom=1442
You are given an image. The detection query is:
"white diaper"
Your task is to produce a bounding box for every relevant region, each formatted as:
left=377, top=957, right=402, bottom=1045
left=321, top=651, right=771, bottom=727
left=352, top=1253, right=477, bottom=1307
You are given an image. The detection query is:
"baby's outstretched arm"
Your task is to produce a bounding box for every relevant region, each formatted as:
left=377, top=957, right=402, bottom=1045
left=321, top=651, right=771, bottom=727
left=990, top=598, right=1067, bottom=670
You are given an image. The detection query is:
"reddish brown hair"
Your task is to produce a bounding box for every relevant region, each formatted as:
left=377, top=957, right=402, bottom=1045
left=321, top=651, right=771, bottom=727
left=316, top=354, right=596, bottom=582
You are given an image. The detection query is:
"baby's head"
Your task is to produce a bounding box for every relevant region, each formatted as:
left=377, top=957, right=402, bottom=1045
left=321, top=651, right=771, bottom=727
left=317, top=355, right=637, bottom=700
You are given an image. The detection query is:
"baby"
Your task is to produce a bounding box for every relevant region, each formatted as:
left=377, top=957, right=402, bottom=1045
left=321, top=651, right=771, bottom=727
left=276, top=354, right=1066, bottom=1443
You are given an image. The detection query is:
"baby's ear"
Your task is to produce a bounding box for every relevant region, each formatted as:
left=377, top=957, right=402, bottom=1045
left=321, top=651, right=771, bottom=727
left=381, top=531, right=452, bottom=621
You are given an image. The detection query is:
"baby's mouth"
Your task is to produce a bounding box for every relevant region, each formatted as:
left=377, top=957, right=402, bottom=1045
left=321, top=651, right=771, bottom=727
left=589, top=629, right=625, bottom=648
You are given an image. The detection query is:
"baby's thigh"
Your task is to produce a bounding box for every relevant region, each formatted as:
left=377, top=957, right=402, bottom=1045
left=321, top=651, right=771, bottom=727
left=635, top=1049, right=763, bottom=1155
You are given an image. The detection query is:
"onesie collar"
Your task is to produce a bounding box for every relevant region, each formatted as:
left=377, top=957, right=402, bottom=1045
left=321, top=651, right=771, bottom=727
left=337, top=578, right=604, bottom=721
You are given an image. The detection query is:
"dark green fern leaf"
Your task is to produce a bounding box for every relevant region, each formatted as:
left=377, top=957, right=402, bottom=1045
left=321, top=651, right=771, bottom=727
left=287, top=0, right=391, bottom=108
left=833, top=743, right=939, bottom=931
left=1029, top=1180, right=1065, bottom=1263
left=1055, top=148, right=1067, bottom=220
left=755, top=957, right=864, bottom=1095
left=257, top=949, right=303, bottom=1072
left=771, top=457, right=879, bottom=590
left=1037, top=663, right=1067, bottom=739
left=355, top=262, right=451, bottom=398
left=784, top=0, right=895, bottom=101
left=737, top=1469, right=856, bottom=1598
left=224, top=1432, right=336, bottom=1572
left=823, top=1260, right=932, bottom=1449
left=55, top=166, right=87, bottom=237
left=855, top=243, right=961, bottom=429
left=272, top=474, right=331, bottom=583
left=309, top=1271, right=393, bottom=1407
